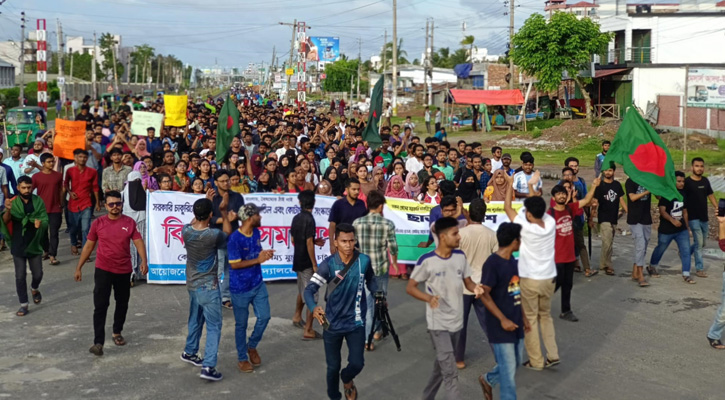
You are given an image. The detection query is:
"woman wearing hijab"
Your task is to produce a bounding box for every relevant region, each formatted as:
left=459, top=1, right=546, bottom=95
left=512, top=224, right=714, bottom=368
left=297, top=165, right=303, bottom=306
left=133, top=138, right=151, bottom=159
left=133, top=161, right=158, bottom=191
left=323, top=167, right=345, bottom=197
left=484, top=169, right=511, bottom=202
left=404, top=171, right=422, bottom=200
left=384, top=175, right=409, bottom=199
left=456, top=169, right=480, bottom=203
left=372, top=166, right=386, bottom=193
left=316, top=179, right=333, bottom=196
left=122, top=171, right=147, bottom=286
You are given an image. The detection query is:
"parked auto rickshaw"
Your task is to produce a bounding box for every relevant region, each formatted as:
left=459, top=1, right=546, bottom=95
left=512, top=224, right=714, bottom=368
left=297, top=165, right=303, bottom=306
left=3, top=106, right=47, bottom=148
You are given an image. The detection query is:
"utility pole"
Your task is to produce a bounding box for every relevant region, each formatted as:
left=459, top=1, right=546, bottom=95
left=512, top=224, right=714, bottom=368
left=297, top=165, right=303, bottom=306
left=392, top=0, right=398, bottom=117
left=91, top=31, right=97, bottom=100
left=424, top=19, right=429, bottom=106
left=382, top=29, right=387, bottom=75
left=267, top=46, right=276, bottom=96
left=683, top=65, right=689, bottom=170
left=429, top=18, right=434, bottom=106
left=280, top=20, right=297, bottom=104
left=56, top=19, right=65, bottom=104
left=509, top=0, right=515, bottom=89
left=69, top=51, right=73, bottom=81
left=356, top=38, right=361, bottom=100
left=156, top=55, right=161, bottom=89
left=19, top=11, right=26, bottom=104
left=135, top=64, right=138, bottom=84
left=111, top=38, right=120, bottom=94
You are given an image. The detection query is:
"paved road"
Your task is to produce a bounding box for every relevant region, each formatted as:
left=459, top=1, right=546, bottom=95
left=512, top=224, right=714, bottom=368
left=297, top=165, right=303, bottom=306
left=1, top=222, right=724, bottom=399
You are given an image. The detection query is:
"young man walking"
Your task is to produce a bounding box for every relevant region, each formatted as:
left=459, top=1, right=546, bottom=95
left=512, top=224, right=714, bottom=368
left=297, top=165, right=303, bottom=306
left=180, top=195, right=233, bottom=381
left=456, top=199, right=498, bottom=369
left=406, top=217, right=484, bottom=400
left=648, top=171, right=693, bottom=283
left=353, top=191, right=399, bottom=350
left=594, top=140, right=610, bottom=177
left=626, top=177, right=653, bottom=287
left=305, top=223, right=377, bottom=400
left=75, top=190, right=147, bottom=356
left=291, top=190, right=326, bottom=340
left=32, top=153, right=63, bottom=265
left=228, top=204, right=275, bottom=373
left=328, top=178, right=367, bottom=254
left=478, top=222, right=530, bottom=400
left=592, top=165, right=627, bottom=275
left=563, top=157, right=594, bottom=277
left=685, top=157, right=717, bottom=278
left=64, top=149, right=100, bottom=255
left=212, top=169, right=245, bottom=309
left=549, top=177, right=600, bottom=322
left=2, top=176, right=48, bottom=316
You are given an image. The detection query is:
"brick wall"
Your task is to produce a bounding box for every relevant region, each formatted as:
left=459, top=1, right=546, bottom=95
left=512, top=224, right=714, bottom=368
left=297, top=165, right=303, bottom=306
left=657, top=94, right=725, bottom=135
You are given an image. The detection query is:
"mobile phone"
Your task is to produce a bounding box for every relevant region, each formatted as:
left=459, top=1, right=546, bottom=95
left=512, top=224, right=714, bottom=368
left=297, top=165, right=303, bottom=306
left=718, top=198, right=725, bottom=217
left=320, top=314, right=330, bottom=330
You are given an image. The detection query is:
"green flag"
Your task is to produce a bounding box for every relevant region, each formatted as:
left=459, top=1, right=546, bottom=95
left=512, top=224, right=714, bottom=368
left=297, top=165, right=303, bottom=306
left=216, top=96, right=240, bottom=164
left=362, top=76, right=384, bottom=151
left=204, top=102, right=217, bottom=114
left=603, top=108, right=682, bottom=201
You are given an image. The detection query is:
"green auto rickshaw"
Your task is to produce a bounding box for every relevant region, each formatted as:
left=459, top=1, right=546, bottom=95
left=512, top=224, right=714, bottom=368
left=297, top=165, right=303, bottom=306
left=3, top=106, right=47, bottom=148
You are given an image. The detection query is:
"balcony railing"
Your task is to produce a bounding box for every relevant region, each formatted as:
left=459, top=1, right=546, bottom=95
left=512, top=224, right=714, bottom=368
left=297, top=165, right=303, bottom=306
left=607, top=47, right=653, bottom=64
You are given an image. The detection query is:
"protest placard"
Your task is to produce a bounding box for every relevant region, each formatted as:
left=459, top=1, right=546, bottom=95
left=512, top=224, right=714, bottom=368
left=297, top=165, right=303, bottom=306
left=164, top=95, right=187, bottom=127
left=131, top=111, right=164, bottom=136
left=52, top=119, right=87, bottom=160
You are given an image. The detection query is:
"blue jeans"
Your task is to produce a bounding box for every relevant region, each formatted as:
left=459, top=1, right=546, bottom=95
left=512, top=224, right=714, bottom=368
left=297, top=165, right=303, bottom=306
left=184, top=285, right=223, bottom=368
left=689, top=220, right=708, bottom=272
left=707, top=271, right=725, bottom=341
left=217, top=249, right=231, bottom=302
left=231, top=282, right=271, bottom=362
left=484, top=338, right=525, bottom=400
left=68, top=207, right=92, bottom=248
left=365, top=274, right=389, bottom=340
left=323, top=326, right=365, bottom=400
left=649, top=230, right=692, bottom=276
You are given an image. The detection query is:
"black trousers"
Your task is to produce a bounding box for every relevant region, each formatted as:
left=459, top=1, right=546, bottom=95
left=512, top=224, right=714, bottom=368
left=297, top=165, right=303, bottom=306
left=435, top=122, right=441, bottom=132
left=455, top=294, right=487, bottom=362
left=14, top=255, right=43, bottom=305
left=42, top=212, right=62, bottom=257
left=555, top=262, right=576, bottom=313
left=93, top=268, right=131, bottom=346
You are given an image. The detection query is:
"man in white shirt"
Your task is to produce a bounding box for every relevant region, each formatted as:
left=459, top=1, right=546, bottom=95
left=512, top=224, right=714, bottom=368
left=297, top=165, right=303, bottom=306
left=490, top=146, right=503, bottom=171
left=434, top=108, right=442, bottom=133
left=512, top=154, right=542, bottom=198
left=405, top=144, right=425, bottom=175
left=502, top=173, right=559, bottom=371
left=23, top=139, right=47, bottom=178
left=275, top=134, right=297, bottom=159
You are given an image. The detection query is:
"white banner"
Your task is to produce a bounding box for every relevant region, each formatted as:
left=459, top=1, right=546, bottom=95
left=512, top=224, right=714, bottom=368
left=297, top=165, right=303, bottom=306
left=131, top=111, right=164, bottom=137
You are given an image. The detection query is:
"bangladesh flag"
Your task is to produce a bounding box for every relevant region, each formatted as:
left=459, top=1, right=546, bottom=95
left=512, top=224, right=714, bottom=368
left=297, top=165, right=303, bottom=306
left=603, top=108, right=682, bottom=201
left=362, top=76, right=384, bottom=150
left=216, top=96, right=240, bottom=164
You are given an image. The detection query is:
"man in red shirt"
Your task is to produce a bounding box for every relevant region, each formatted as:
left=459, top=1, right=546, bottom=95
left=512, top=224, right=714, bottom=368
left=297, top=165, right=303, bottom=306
left=74, top=190, right=147, bottom=356
left=32, top=153, right=63, bottom=265
left=63, top=149, right=100, bottom=255
left=549, top=176, right=599, bottom=322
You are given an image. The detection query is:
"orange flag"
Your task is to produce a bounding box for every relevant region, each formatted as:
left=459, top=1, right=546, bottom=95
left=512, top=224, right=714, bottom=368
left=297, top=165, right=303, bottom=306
left=52, top=119, right=87, bottom=160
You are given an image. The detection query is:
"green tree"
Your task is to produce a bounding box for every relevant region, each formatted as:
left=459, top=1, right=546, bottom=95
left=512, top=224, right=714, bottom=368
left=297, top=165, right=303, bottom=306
left=99, top=33, right=124, bottom=81
left=379, top=39, right=409, bottom=71
left=511, top=13, right=613, bottom=121
left=130, top=44, right=155, bottom=83
left=323, top=59, right=361, bottom=93
left=460, top=35, right=476, bottom=62
left=47, top=52, right=103, bottom=81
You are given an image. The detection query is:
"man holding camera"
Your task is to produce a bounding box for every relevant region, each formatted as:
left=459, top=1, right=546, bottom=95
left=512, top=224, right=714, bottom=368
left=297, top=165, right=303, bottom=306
left=305, top=223, right=377, bottom=400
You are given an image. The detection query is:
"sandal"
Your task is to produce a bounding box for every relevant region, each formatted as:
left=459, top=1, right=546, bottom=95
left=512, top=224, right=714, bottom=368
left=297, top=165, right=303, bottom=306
left=708, top=337, right=725, bottom=349
left=574, top=266, right=582, bottom=273
left=113, top=334, right=127, bottom=346
left=222, top=301, right=233, bottom=310
left=522, top=360, right=543, bottom=371
left=695, top=271, right=708, bottom=278
left=292, top=319, right=306, bottom=329
left=545, top=358, right=560, bottom=368
left=16, top=306, right=29, bottom=316
left=646, top=266, right=660, bottom=278
left=301, top=331, right=323, bottom=341
left=584, top=269, right=598, bottom=278
left=344, top=382, right=357, bottom=400
left=49, top=259, right=60, bottom=266
left=604, top=267, right=615, bottom=276
left=365, top=342, right=375, bottom=351
left=683, top=276, right=696, bottom=284
left=638, top=280, right=650, bottom=287
left=71, top=246, right=79, bottom=256
left=400, top=274, right=409, bottom=281
left=32, top=290, right=42, bottom=304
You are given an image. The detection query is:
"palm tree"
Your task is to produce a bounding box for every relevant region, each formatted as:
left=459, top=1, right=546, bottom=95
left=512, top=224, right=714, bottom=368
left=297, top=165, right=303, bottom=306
left=130, top=44, right=155, bottom=83
left=379, top=38, right=409, bottom=71
left=460, top=35, right=477, bottom=62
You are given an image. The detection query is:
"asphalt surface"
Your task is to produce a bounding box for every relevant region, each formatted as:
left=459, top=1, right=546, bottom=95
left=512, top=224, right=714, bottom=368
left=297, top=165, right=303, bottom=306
left=2, top=220, right=725, bottom=400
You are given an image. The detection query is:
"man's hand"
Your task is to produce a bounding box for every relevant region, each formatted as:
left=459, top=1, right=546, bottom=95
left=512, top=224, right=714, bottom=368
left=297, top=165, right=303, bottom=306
left=718, top=216, right=725, bottom=224
left=672, top=219, right=683, bottom=228
left=313, top=306, right=326, bottom=325
left=140, top=262, right=148, bottom=276
left=428, top=295, right=440, bottom=309
left=258, top=249, right=275, bottom=263
left=529, top=170, right=541, bottom=187
left=95, top=203, right=101, bottom=212
left=205, top=188, right=216, bottom=200
left=69, top=192, right=79, bottom=200
left=523, top=319, right=532, bottom=333
left=4, top=198, right=12, bottom=209
left=417, top=241, right=429, bottom=248
left=473, top=284, right=485, bottom=299
left=34, top=219, right=41, bottom=229
left=219, top=192, right=229, bottom=212
left=314, top=237, right=326, bottom=247
left=74, top=268, right=82, bottom=282
left=592, top=173, right=602, bottom=188
left=227, top=211, right=238, bottom=221
left=501, top=318, right=519, bottom=332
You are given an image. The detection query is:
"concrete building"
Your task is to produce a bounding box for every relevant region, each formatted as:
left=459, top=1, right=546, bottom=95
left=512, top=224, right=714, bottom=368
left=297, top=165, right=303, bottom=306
left=0, top=57, right=15, bottom=89
left=67, top=35, right=133, bottom=82
left=0, top=40, right=38, bottom=77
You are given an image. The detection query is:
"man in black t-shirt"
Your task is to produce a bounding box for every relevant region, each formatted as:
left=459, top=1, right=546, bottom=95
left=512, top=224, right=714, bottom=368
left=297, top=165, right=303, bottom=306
left=592, top=165, right=627, bottom=275
left=626, top=178, right=652, bottom=287
left=648, top=172, right=693, bottom=282
left=290, top=191, right=325, bottom=340
left=479, top=223, right=531, bottom=400
left=328, top=178, right=367, bottom=254
left=684, top=157, right=718, bottom=278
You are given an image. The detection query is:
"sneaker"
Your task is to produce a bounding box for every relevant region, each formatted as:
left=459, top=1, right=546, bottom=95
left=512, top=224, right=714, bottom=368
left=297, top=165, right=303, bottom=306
left=559, top=311, right=579, bottom=322
left=89, top=344, right=104, bottom=356
left=200, top=367, right=223, bottom=381
left=180, top=352, right=204, bottom=367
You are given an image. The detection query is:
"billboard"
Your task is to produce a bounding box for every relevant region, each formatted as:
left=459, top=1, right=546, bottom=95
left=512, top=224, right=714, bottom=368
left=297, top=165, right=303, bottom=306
left=306, top=37, right=340, bottom=62
left=687, top=68, right=725, bottom=109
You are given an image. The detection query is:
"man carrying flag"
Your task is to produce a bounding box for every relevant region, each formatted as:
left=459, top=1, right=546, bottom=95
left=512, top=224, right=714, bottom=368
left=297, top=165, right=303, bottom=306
left=361, top=77, right=384, bottom=152
left=603, top=108, right=682, bottom=287
left=216, top=96, right=241, bottom=164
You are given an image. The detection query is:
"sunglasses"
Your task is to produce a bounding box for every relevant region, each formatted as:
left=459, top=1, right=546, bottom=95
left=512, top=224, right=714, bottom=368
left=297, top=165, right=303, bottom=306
left=107, top=202, right=123, bottom=208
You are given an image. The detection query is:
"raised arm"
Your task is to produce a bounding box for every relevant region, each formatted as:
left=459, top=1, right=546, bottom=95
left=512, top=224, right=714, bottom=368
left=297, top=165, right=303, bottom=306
left=504, top=174, right=517, bottom=222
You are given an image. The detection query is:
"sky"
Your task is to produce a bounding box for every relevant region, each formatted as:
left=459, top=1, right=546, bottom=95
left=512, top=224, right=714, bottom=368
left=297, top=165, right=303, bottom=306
left=0, top=0, right=551, bottom=69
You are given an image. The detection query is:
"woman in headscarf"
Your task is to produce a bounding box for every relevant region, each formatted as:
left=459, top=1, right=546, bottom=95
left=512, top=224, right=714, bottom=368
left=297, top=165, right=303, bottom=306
left=384, top=175, right=409, bottom=199
left=316, top=179, right=333, bottom=196
left=405, top=171, right=422, bottom=200
left=323, top=167, right=345, bottom=198
left=456, top=169, right=480, bottom=203
left=122, top=171, right=147, bottom=286
left=133, top=161, right=158, bottom=191
left=279, top=154, right=294, bottom=178
left=372, top=166, right=386, bottom=193
left=484, top=169, right=510, bottom=202
left=133, top=137, right=151, bottom=159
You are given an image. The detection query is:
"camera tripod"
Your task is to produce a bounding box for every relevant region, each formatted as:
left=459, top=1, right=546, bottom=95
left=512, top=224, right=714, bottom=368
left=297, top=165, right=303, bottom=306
left=367, top=293, right=401, bottom=351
